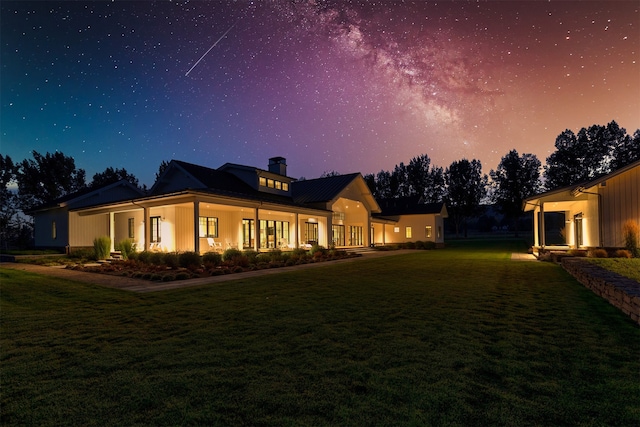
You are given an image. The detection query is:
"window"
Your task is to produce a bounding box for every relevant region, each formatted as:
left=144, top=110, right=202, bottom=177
left=349, top=226, right=363, bottom=246
left=394, top=226, right=400, bottom=233
left=52, top=221, right=57, bottom=240
left=332, top=212, right=345, bottom=221
left=259, top=176, right=289, bottom=192
left=199, top=216, right=218, bottom=238
left=150, top=216, right=161, bottom=243
left=425, top=226, right=432, bottom=238
left=405, top=226, right=412, bottom=239
left=243, top=219, right=255, bottom=249
left=332, top=225, right=345, bottom=246
left=128, top=218, right=135, bottom=238
left=260, top=220, right=289, bottom=249
left=305, top=222, right=319, bottom=245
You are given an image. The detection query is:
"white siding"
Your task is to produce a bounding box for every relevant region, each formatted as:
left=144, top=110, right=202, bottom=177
left=599, top=165, right=640, bottom=247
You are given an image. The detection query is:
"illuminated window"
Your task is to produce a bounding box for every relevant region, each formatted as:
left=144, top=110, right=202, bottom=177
left=128, top=218, right=135, bottom=238
left=267, top=179, right=275, bottom=188
left=282, top=182, right=289, bottom=191
left=332, top=212, right=345, bottom=221
left=305, top=222, right=319, bottom=245
left=52, top=221, right=57, bottom=239
left=150, top=216, right=161, bottom=243
left=405, top=226, right=412, bottom=239
left=275, top=180, right=282, bottom=190
left=394, top=226, right=400, bottom=233
left=349, top=226, right=363, bottom=246
left=259, top=177, right=267, bottom=187
left=199, top=216, right=218, bottom=238
left=332, top=225, right=345, bottom=246
left=425, top=226, right=432, bottom=238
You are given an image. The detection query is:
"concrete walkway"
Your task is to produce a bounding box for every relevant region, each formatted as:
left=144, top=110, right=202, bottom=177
left=0, top=250, right=416, bottom=293
left=510, top=252, right=538, bottom=261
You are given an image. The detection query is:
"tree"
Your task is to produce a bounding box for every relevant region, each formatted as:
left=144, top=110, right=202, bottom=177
left=320, top=170, right=341, bottom=177
left=16, top=151, right=86, bottom=212
left=363, top=173, right=376, bottom=196
left=611, top=129, right=640, bottom=170
left=544, top=121, right=638, bottom=190
left=374, top=170, right=393, bottom=198
left=155, top=160, right=171, bottom=181
left=445, top=159, right=487, bottom=237
left=490, top=150, right=542, bottom=237
left=0, top=154, right=22, bottom=249
left=90, top=167, right=139, bottom=188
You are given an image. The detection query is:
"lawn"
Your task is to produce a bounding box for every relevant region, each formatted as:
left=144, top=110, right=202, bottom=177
left=2, top=239, right=639, bottom=426
left=586, top=257, right=640, bottom=282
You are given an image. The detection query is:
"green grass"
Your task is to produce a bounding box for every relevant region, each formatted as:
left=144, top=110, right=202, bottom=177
left=586, top=258, right=640, bottom=282
left=2, top=239, right=639, bottom=426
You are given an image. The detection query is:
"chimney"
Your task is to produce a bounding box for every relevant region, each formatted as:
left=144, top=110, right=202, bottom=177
left=268, top=157, right=287, bottom=176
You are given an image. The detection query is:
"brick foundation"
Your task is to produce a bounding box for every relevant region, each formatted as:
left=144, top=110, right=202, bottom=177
left=561, top=258, right=640, bottom=325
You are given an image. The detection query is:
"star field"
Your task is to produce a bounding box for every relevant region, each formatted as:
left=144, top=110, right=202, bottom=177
left=1, top=1, right=638, bottom=186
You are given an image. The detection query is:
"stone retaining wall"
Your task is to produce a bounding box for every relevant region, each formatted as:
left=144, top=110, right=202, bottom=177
left=561, top=258, right=640, bottom=325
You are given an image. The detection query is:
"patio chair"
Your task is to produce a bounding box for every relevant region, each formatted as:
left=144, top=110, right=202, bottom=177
left=207, top=237, right=223, bottom=252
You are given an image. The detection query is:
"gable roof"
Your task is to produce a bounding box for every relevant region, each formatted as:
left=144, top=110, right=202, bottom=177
left=523, top=159, right=640, bottom=210
left=292, top=173, right=361, bottom=204
left=27, top=179, right=144, bottom=214
left=374, top=197, right=447, bottom=217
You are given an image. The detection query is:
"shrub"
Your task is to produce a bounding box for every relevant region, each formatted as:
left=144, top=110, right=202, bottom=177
left=68, top=248, right=95, bottom=261
left=310, top=244, right=327, bottom=256
left=404, top=241, right=416, bottom=249
left=268, top=249, right=283, bottom=262
left=137, top=251, right=151, bottom=264
left=255, top=253, right=271, bottom=264
left=568, top=249, right=587, bottom=257
left=175, top=272, right=191, bottom=280
left=115, top=239, right=135, bottom=260
left=222, top=248, right=243, bottom=262
left=179, top=251, right=202, bottom=269
left=163, top=252, right=180, bottom=269
left=414, top=240, right=425, bottom=249
left=292, top=248, right=309, bottom=257
left=589, top=248, right=608, bottom=258
left=202, top=251, right=222, bottom=267
left=93, top=236, right=111, bottom=260
left=622, top=220, right=639, bottom=257
left=423, top=241, right=436, bottom=250
left=149, top=251, right=164, bottom=265
left=614, top=249, right=632, bottom=258
left=243, top=249, right=259, bottom=264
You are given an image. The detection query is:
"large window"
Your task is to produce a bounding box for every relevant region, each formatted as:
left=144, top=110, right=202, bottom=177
left=405, top=226, right=412, bottom=239
left=305, top=222, right=319, bottom=245
left=150, top=216, right=161, bottom=243
left=349, top=226, right=363, bottom=246
left=52, top=221, right=57, bottom=240
left=425, top=226, right=432, bottom=238
left=260, top=220, right=289, bottom=249
left=199, top=216, right=218, bottom=238
left=243, top=219, right=255, bottom=249
left=332, top=225, right=345, bottom=246
left=128, top=218, right=135, bottom=238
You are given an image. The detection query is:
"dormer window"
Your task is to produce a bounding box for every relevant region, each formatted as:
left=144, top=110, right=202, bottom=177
left=259, top=176, right=290, bottom=192
left=259, top=177, right=266, bottom=187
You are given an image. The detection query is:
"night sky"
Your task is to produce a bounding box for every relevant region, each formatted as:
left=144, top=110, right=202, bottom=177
left=2, top=1, right=638, bottom=187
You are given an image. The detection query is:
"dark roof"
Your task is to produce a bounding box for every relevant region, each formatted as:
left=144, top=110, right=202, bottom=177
left=27, top=180, right=143, bottom=213
left=166, top=160, right=307, bottom=207
left=292, top=173, right=360, bottom=204
left=172, top=160, right=257, bottom=194
left=374, top=197, right=445, bottom=216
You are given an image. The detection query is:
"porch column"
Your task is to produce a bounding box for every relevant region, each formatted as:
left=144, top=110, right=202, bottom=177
left=540, top=202, right=546, bottom=247
left=294, top=213, right=299, bottom=248
left=383, top=224, right=386, bottom=245
left=365, top=215, right=371, bottom=247
left=533, top=207, right=540, bottom=247
left=109, top=212, right=115, bottom=252
left=144, top=206, right=150, bottom=251
left=327, top=214, right=333, bottom=248
left=254, top=208, right=259, bottom=252
left=193, top=200, right=200, bottom=254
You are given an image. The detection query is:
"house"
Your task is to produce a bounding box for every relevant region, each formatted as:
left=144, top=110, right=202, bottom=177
left=33, top=157, right=448, bottom=253
left=523, top=160, right=640, bottom=249
left=27, top=180, right=146, bottom=251
left=372, top=197, right=448, bottom=247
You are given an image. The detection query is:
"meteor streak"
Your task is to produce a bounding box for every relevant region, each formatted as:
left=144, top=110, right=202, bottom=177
left=185, top=22, right=237, bottom=77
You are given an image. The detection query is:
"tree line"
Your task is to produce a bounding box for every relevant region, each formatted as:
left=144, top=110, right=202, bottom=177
left=1, top=120, right=638, bottom=248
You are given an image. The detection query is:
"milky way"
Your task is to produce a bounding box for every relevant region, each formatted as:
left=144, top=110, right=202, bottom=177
left=1, top=1, right=638, bottom=186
